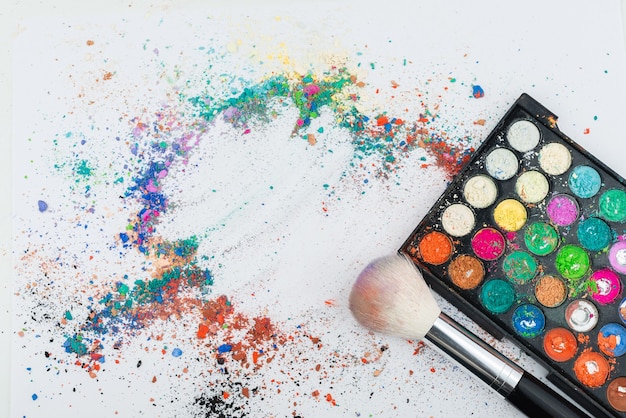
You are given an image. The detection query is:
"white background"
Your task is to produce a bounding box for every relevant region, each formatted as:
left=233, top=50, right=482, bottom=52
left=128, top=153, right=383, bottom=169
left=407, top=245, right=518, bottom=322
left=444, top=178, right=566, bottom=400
left=3, top=1, right=626, bottom=417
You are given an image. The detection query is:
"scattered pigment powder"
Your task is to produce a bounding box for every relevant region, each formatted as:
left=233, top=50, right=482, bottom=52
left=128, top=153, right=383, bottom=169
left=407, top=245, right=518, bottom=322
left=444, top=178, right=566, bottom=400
left=448, top=255, right=485, bottom=290
left=574, top=351, right=610, bottom=388
left=538, top=142, right=572, bottom=175
left=441, top=203, right=475, bottom=237
left=577, top=217, right=612, bottom=252
left=555, top=244, right=590, bottom=280
left=607, top=377, right=626, bottom=412
left=546, top=194, right=579, bottom=226
left=524, top=222, right=559, bottom=256
left=502, top=250, right=537, bottom=284
left=463, top=175, right=498, bottom=209
left=479, top=279, right=516, bottom=314
left=506, top=120, right=540, bottom=152
left=37, top=200, right=48, bottom=212
left=471, top=227, right=506, bottom=261
left=493, top=199, right=527, bottom=232
left=485, top=148, right=519, bottom=181
left=565, top=299, right=599, bottom=333
left=418, top=231, right=453, bottom=265
left=511, top=304, right=545, bottom=338
left=543, top=327, right=577, bottom=362
left=609, top=241, right=626, bottom=274
left=599, top=189, right=626, bottom=223
left=515, top=170, right=549, bottom=203
left=534, top=275, right=567, bottom=308
left=598, top=323, right=626, bottom=357
left=588, top=268, right=622, bottom=305
left=568, top=165, right=602, bottom=199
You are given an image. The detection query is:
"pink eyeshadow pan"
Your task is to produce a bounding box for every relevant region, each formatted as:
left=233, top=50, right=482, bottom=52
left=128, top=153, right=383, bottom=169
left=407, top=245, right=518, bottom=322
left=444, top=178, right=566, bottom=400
left=471, top=227, right=506, bottom=261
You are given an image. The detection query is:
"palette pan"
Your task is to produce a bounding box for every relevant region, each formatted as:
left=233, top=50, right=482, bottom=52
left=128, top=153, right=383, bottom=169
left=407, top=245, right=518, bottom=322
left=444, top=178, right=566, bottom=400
left=400, top=93, right=626, bottom=417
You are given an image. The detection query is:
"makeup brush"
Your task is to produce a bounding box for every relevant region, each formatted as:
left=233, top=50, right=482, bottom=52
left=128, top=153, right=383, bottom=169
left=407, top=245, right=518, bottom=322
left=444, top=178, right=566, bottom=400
left=349, top=254, right=590, bottom=418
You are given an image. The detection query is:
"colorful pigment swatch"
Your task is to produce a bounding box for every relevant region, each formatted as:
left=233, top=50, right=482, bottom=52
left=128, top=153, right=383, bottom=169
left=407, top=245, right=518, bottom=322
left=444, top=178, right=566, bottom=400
left=401, top=94, right=626, bottom=417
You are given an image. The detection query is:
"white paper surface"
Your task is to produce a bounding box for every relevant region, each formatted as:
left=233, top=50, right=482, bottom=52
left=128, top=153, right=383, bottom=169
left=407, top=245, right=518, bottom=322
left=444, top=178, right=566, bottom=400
left=5, top=0, right=626, bottom=417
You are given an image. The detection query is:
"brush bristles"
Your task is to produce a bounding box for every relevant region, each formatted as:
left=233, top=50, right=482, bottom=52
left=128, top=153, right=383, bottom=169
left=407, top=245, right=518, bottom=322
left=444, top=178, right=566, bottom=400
left=349, top=254, right=441, bottom=340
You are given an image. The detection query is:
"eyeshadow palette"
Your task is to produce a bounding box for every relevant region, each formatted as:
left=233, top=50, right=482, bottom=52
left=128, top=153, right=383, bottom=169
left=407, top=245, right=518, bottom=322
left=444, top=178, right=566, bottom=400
left=400, top=93, right=626, bottom=417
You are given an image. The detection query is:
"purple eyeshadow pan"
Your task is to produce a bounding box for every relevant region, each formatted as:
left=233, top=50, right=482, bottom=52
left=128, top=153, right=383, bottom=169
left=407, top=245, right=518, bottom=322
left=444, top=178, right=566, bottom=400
left=546, top=194, right=579, bottom=226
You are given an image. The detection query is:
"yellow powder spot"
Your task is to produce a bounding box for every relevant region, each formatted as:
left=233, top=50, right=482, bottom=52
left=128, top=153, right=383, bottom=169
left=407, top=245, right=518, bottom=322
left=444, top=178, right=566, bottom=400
left=493, top=199, right=527, bottom=231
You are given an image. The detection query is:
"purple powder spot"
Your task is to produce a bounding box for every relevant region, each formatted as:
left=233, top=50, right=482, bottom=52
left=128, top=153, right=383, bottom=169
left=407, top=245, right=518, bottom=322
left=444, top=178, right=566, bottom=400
left=546, top=194, right=579, bottom=226
left=172, top=348, right=183, bottom=357
left=37, top=200, right=48, bottom=212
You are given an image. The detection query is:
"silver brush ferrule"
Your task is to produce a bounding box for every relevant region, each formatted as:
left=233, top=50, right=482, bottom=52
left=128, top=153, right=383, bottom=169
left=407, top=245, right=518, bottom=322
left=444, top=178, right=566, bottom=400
left=425, top=313, right=524, bottom=396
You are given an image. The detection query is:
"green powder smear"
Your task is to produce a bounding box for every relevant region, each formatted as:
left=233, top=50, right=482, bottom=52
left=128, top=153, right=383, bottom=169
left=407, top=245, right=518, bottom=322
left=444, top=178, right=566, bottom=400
left=524, top=222, right=559, bottom=256
left=555, top=244, right=590, bottom=280
left=503, top=251, right=537, bottom=284
left=599, top=189, right=626, bottom=223
left=480, top=279, right=516, bottom=314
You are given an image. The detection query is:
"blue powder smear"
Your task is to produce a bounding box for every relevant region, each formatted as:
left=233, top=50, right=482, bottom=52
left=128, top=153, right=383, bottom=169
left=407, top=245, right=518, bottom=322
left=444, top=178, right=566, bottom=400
left=577, top=217, right=612, bottom=251
left=512, top=304, right=545, bottom=338
left=568, top=165, right=602, bottom=198
left=472, top=85, right=484, bottom=98
left=599, top=323, right=626, bottom=356
left=37, top=200, right=48, bottom=212
left=172, top=348, right=183, bottom=357
left=218, top=344, right=232, bottom=353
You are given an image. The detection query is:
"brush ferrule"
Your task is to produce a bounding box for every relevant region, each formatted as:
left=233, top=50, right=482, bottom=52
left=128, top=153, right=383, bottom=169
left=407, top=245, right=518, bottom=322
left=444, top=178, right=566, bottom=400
left=426, top=313, right=523, bottom=396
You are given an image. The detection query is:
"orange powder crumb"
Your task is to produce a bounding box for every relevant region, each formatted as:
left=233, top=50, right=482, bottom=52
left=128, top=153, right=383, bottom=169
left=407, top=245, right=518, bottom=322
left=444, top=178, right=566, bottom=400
left=197, top=324, right=209, bottom=339
left=574, top=351, right=609, bottom=388
left=418, top=231, right=452, bottom=265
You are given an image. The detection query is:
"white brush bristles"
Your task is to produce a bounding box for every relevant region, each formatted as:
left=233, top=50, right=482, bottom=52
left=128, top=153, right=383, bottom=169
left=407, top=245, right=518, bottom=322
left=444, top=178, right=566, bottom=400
left=349, top=254, right=441, bottom=340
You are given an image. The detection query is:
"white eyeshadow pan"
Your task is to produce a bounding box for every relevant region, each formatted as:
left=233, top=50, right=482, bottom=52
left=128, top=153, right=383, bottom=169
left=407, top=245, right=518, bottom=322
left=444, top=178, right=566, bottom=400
left=485, top=148, right=518, bottom=181
left=507, top=120, right=540, bottom=152
left=539, top=142, right=572, bottom=175
left=441, top=203, right=475, bottom=237
left=463, top=175, right=498, bottom=208
left=515, top=170, right=549, bottom=203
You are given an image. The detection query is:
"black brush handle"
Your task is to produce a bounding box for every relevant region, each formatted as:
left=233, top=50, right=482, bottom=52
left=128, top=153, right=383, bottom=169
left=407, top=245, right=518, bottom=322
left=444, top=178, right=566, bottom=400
left=507, top=372, right=589, bottom=418
left=426, top=313, right=590, bottom=418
